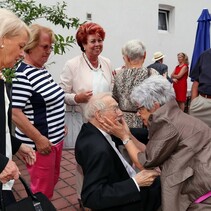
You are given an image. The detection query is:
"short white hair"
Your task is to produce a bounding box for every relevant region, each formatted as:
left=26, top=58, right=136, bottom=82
left=122, top=39, right=146, bottom=61
left=84, top=92, right=112, bottom=120
left=131, top=75, right=175, bottom=110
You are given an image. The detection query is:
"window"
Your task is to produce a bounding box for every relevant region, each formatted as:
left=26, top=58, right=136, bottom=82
left=86, top=13, right=92, bottom=21
left=158, top=9, right=169, bottom=31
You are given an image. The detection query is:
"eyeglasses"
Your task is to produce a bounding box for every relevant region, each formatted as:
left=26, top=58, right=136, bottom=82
left=39, top=44, right=54, bottom=52
left=136, top=106, right=145, bottom=113
left=102, top=105, right=120, bottom=113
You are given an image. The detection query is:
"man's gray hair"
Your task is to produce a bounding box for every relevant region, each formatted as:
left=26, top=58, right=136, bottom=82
left=84, top=92, right=112, bottom=120
left=131, top=75, right=175, bottom=110
left=122, top=39, right=146, bottom=61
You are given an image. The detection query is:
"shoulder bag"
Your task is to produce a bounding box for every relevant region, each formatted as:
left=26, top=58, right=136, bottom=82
left=0, top=176, right=56, bottom=211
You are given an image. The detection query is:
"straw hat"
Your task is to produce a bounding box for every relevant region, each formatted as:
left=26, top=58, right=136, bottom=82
left=152, top=51, right=165, bottom=61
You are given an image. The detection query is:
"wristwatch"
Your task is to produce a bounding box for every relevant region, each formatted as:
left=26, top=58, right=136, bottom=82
left=123, top=138, right=131, bottom=145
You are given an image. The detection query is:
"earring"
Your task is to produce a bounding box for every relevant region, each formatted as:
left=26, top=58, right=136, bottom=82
left=0, top=45, right=4, bottom=48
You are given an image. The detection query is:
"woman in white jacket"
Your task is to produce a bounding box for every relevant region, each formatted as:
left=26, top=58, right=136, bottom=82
left=59, top=22, right=113, bottom=208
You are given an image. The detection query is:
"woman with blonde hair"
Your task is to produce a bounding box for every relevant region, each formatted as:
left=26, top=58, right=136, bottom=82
left=0, top=8, right=36, bottom=207
left=12, top=24, right=65, bottom=199
left=171, top=52, right=189, bottom=111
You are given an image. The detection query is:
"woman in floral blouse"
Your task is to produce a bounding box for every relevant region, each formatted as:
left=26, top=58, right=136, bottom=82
left=113, top=39, right=158, bottom=129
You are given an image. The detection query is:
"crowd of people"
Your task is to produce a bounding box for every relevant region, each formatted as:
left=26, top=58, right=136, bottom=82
left=1, top=7, right=211, bottom=211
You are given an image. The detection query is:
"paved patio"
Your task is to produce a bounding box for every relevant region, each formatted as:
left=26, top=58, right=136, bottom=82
left=13, top=149, right=81, bottom=211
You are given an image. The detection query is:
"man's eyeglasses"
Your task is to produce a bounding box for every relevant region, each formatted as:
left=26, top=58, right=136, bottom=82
left=39, top=45, right=54, bottom=52
left=136, top=106, right=145, bottom=113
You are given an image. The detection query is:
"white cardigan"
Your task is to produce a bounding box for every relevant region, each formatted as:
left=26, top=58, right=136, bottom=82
left=59, top=54, right=113, bottom=113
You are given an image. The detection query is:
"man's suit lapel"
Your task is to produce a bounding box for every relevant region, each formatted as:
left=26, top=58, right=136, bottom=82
left=0, top=79, right=6, bottom=155
left=85, top=122, right=131, bottom=179
left=86, top=123, right=119, bottom=148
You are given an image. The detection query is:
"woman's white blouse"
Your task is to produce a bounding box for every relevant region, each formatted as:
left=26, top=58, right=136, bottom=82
left=3, top=85, right=14, bottom=190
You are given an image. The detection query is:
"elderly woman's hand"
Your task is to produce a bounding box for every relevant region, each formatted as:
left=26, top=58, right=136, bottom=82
left=0, top=160, right=20, bottom=184
left=134, top=169, right=160, bottom=187
left=100, top=116, right=131, bottom=140
left=75, top=91, right=93, bottom=103
left=18, top=144, right=36, bottom=165
left=172, top=78, right=178, bottom=83
left=35, top=135, right=52, bottom=155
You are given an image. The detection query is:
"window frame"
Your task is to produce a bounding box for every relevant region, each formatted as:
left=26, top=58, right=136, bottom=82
left=158, top=9, right=169, bottom=31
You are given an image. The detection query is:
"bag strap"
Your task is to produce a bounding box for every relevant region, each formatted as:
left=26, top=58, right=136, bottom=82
left=18, top=176, right=38, bottom=201
left=0, top=176, right=40, bottom=210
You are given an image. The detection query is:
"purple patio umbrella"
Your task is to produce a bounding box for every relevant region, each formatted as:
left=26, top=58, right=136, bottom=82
left=190, top=8, right=211, bottom=77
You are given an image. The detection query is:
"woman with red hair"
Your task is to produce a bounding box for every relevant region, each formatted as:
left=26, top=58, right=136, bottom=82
left=60, top=22, right=113, bottom=208
left=60, top=22, right=113, bottom=118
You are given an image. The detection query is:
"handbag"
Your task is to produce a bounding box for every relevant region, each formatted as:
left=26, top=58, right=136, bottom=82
left=0, top=176, right=56, bottom=211
left=63, top=106, right=83, bottom=149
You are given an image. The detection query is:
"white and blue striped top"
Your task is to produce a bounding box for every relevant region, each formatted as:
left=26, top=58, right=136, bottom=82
left=12, top=62, right=65, bottom=148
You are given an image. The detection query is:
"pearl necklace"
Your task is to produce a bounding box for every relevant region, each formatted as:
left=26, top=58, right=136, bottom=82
left=83, top=53, right=101, bottom=71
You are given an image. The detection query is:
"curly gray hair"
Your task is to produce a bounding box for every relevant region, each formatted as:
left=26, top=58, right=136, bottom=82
left=131, top=75, right=175, bottom=110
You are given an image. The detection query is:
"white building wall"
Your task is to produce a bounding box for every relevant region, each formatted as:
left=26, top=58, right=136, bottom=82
left=35, top=0, right=211, bottom=89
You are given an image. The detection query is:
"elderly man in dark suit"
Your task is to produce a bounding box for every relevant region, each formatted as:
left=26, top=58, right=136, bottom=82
left=75, top=92, right=161, bottom=211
